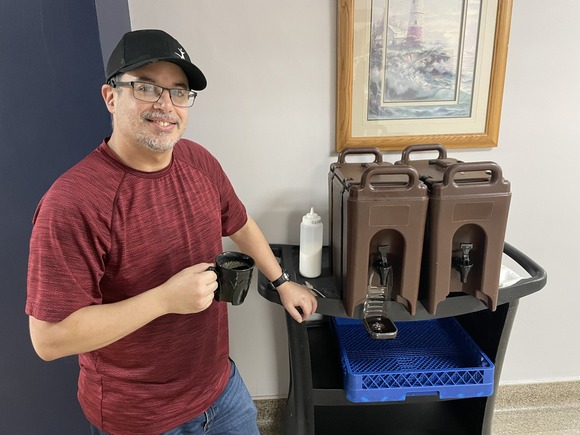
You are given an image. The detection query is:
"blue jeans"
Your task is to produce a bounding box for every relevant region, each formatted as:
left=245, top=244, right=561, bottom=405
left=90, top=359, right=258, bottom=435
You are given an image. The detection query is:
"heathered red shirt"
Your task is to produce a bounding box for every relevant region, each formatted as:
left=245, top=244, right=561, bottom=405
left=26, top=138, right=247, bottom=434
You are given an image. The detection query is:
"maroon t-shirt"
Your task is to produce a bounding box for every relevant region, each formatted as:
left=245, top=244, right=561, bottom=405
left=26, top=139, right=247, bottom=434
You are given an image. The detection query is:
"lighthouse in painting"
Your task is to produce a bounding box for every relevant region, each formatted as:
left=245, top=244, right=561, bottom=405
left=406, top=0, right=424, bottom=45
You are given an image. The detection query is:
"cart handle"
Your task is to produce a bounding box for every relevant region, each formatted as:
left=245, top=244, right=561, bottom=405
left=503, top=242, right=548, bottom=297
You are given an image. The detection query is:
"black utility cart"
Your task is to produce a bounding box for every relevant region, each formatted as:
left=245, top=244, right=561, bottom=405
left=258, top=243, right=547, bottom=435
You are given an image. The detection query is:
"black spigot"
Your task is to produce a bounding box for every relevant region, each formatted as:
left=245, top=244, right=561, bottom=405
left=453, top=243, right=473, bottom=283
left=374, top=245, right=392, bottom=287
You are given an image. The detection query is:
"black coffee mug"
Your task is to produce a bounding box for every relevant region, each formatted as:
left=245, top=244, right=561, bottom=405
left=208, top=251, right=255, bottom=305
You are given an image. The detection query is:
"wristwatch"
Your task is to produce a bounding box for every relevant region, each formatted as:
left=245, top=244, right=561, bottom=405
left=270, top=269, right=291, bottom=289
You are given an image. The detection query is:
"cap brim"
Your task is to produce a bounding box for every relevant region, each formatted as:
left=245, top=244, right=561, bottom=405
left=114, top=57, right=207, bottom=91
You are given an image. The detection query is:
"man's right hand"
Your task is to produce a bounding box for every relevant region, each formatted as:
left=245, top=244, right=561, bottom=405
left=160, top=263, right=219, bottom=314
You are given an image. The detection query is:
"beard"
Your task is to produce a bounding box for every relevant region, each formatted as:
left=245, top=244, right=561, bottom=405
left=136, top=110, right=183, bottom=153
left=138, top=133, right=177, bottom=153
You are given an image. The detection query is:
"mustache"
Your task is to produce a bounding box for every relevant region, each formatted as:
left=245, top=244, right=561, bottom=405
left=141, top=111, right=181, bottom=127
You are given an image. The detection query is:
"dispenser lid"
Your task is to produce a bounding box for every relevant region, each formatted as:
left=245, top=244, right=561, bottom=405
left=303, top=207, right=322, bottom=224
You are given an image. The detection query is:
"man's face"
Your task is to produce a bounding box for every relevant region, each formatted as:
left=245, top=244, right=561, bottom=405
left=110, top=61, right=190, bottom=153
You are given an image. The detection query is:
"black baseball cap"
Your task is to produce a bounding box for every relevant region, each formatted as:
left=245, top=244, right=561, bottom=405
left=106, top=29, right=207, bottom=91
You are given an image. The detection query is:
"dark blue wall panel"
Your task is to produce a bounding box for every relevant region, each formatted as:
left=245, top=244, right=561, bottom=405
left=0, top=0, right=129, bottom=432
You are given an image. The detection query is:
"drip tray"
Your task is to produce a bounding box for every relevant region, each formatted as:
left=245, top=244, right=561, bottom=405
left=363, top=315, right=398, bottom=340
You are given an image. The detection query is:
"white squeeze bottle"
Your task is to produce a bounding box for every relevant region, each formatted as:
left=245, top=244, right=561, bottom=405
left=299, top=207, right=323, bottom=278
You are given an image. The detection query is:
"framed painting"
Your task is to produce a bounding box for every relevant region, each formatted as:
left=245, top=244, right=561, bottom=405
left=336, top=0, right=513, bottom=151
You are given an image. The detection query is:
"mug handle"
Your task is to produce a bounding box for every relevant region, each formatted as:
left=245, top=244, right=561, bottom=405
left=206, top=266, right=221, bottom=300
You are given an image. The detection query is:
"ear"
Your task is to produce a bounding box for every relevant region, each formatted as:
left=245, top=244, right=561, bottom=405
left=102, top=84, right=116, bottom=114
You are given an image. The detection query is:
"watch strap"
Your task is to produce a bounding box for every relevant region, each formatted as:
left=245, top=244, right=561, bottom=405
left=270, top=269, right=290, bottom=288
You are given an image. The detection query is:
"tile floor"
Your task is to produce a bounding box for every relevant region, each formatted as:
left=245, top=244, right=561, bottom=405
left=255, top=381, right=580, bottom=434
left=492, top=381, right=580, bottom=434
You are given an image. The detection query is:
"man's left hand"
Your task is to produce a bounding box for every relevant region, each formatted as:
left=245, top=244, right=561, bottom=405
left=276, top=281, right=318, bottom=323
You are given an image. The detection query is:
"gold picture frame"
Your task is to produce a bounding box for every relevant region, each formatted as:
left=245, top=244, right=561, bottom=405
left=336, top=0, right=513, bottom=152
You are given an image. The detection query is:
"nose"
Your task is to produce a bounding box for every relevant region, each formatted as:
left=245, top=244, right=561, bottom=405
left=154, top=88, right=174, bottom=108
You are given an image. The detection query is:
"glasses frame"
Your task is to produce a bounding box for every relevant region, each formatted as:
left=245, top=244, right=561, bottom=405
left=110, top=80, right=197, bottom=108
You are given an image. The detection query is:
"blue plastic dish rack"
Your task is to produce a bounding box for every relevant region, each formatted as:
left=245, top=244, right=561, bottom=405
left=332, top=317, right=494, bottom=403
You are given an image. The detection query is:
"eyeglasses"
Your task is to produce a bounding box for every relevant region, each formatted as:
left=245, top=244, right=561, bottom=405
left=111, top=80, right=198, bottom=108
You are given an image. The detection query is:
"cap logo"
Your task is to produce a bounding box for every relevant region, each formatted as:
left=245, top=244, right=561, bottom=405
left=175, top=47, right=186, bottom=59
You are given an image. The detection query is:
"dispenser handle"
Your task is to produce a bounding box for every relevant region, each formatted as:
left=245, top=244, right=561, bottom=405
left=399, top=143, right=447, bottom=163
left=359, top=165, right=422, bottom=192
left=442, top=161, right=503, bottom=188
left=337, top=147, right=383, bottom=163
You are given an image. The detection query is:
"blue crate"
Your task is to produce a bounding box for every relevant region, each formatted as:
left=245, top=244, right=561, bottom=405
left=332, top=317, right=494, bottom=403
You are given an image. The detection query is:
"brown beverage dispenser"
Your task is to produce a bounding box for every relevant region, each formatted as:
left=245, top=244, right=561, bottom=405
left=329, top=148, right=429, bottom=335
left=396, top=144, right=511, bottom=314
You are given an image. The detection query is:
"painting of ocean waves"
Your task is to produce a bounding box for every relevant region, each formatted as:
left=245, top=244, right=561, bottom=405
left=368, top=0, right=480, bottom=121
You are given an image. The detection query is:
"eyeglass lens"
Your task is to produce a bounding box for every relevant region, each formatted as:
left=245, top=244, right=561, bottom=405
left=132, top=82, right=195, bottom=107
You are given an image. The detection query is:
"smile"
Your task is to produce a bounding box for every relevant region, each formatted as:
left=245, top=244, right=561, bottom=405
left=146, top=118, right=179, bottom=130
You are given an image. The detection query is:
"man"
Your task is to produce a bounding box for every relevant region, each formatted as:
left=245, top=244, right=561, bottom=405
left=26, top=29, right=317, bottom=434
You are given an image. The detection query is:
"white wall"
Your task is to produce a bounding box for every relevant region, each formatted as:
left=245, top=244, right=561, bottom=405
left=128, top=0, right=580, bottom=397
